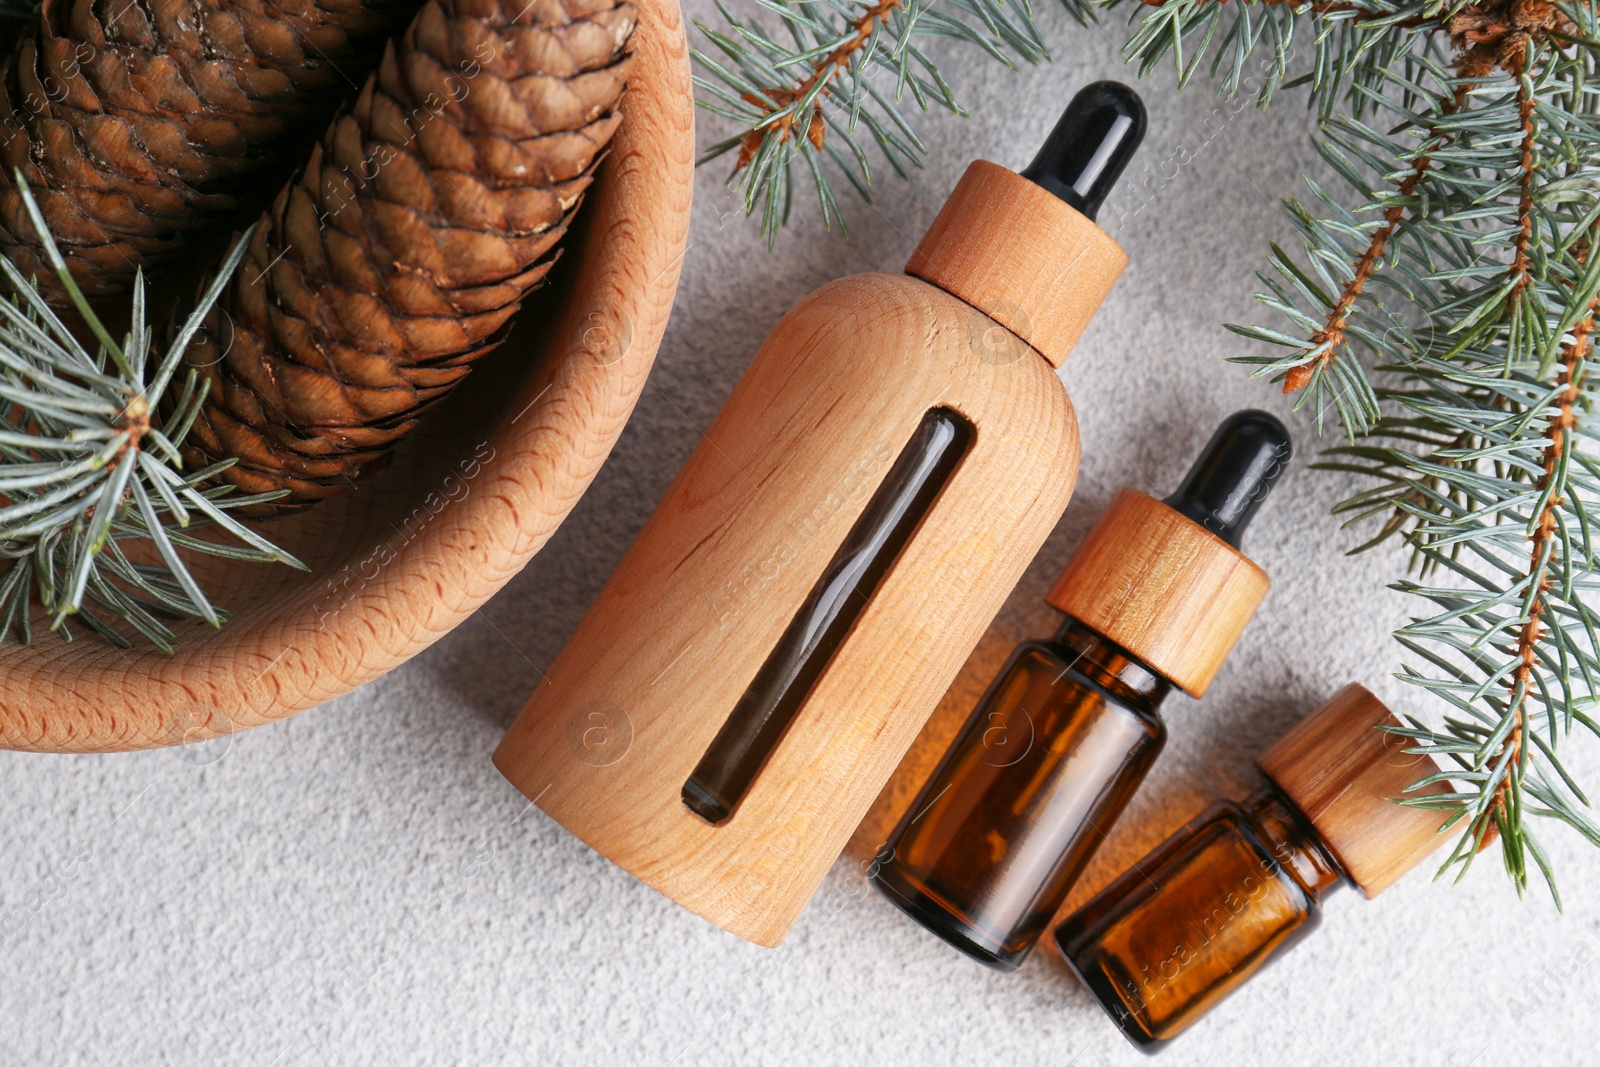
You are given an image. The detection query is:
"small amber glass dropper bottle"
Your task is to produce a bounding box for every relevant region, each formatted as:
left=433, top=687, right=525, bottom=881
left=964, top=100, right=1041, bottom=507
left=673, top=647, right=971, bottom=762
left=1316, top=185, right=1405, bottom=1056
left=1054, top=684, right=1456, bottom=1052
left=870, top=410, right=1291, bottom=970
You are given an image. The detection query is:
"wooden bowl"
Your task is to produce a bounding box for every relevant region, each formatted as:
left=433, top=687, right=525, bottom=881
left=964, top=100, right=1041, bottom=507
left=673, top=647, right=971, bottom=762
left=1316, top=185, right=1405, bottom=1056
left=0, top=0, right=695, bottom=753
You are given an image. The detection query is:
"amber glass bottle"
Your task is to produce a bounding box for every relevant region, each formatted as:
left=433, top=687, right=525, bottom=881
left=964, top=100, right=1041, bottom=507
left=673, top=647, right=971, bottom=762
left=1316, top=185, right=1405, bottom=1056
left=871, top=620, right=1171, bottom=966
left=1057, top=786, right=1341, bottom=1047
left=1055, top=684, right=1456, bottom=1051
left=871, top=411, right=1290, bottom=970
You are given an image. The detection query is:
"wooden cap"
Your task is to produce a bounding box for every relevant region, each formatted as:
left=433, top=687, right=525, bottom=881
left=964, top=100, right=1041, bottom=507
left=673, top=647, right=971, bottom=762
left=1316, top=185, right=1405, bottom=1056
left=905, top=160, right=1127, bottom=368
left=1044, top=489, right=1268, bottom=697
left=1256, top=684, right=1455, bottom=898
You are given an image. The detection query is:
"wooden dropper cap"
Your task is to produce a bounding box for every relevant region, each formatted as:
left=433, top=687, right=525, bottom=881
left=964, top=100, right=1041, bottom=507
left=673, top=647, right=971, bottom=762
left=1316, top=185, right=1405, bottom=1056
left=906, top=82, right=1145, bottom=367
left=1045, top=412, right=1290, bottom=697
left=1257, top=684, right=1456, bottom=898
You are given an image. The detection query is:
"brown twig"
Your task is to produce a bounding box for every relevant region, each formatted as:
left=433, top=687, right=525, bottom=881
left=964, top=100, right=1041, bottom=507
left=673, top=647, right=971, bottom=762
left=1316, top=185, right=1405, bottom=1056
left=1283, top=85, right=1472, bottom=393
left=733, top=0, right=902, bottom=169
left=1505, top=72, right=1539, bottom=311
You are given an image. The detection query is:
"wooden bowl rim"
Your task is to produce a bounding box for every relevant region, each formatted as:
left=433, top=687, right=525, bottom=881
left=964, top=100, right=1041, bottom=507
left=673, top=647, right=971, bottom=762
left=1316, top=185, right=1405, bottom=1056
left=0, top=0, right=694, bottom=753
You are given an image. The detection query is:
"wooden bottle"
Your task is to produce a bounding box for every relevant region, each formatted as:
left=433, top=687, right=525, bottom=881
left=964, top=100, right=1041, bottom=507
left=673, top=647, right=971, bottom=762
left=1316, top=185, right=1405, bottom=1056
left=1055, top=684, right=1457, bottom=1050
left=493, top=82, right=1146, bottom=946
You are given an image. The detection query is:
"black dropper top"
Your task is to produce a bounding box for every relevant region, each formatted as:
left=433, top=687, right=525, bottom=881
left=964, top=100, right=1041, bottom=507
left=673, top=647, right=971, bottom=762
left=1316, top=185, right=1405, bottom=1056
left=1163, top=411, right=1292, bottom=548
left=1020, top=81, right=1146, bottom=222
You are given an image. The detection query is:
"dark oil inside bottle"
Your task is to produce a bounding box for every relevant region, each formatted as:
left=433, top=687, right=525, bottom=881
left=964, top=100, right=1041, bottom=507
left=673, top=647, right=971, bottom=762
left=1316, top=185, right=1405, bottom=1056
left=1055, top=786, right=1345, bottom=1051
left=682, top=407, right=975, bottom=825
left=870, top=621, right=1169, bottom=970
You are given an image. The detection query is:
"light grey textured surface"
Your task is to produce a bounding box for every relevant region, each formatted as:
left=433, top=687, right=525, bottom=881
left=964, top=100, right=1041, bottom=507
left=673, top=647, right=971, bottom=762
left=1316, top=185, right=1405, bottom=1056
left=2, top=5, right=1597, bottom=1064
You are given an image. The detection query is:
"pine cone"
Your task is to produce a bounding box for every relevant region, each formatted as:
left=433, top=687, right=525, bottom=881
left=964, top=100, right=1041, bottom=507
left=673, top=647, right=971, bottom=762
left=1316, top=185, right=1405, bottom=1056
left=1449, top=0, right=1575, bottom=75
left=177, top=0, right=635, bottom=513
left=0, top=0, right=414, bottom=300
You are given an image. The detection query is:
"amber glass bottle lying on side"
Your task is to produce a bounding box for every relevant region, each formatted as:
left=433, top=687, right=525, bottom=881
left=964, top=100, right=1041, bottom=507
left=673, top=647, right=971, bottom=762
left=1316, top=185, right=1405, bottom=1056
left=1054, top=684, right=1456, bottom=1052
left=870, top=411, right=1291, bottom=970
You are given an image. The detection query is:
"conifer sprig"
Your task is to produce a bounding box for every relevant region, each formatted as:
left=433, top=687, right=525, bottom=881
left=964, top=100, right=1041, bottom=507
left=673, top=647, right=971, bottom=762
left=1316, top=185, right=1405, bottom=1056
left=1215, top=1, right=1600, bottom=901
left=694, top=0, right=1090, bottom=244
left=0, top=177, right=303, bottom=652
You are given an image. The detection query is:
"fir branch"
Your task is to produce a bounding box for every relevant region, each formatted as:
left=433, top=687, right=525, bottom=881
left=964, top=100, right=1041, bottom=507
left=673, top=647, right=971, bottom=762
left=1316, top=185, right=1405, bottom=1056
left=731, top=0, right=900, bottom=165
left=694, top=0, right=1086, bottom=243
left=0, top=176, right=304, bottom=651
left=1482, top=268, right=1594, bottom=871
left=1257, top=12, right=1600, bottom=893
left=1280, top=85, right=1473, bottom=395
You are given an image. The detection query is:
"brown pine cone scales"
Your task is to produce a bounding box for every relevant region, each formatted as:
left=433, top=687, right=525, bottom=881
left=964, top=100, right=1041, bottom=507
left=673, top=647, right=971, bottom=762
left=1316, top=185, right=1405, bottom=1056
left=0, top=0, right=413, bottom=300
left=178, top=0, right=635, bottom=513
